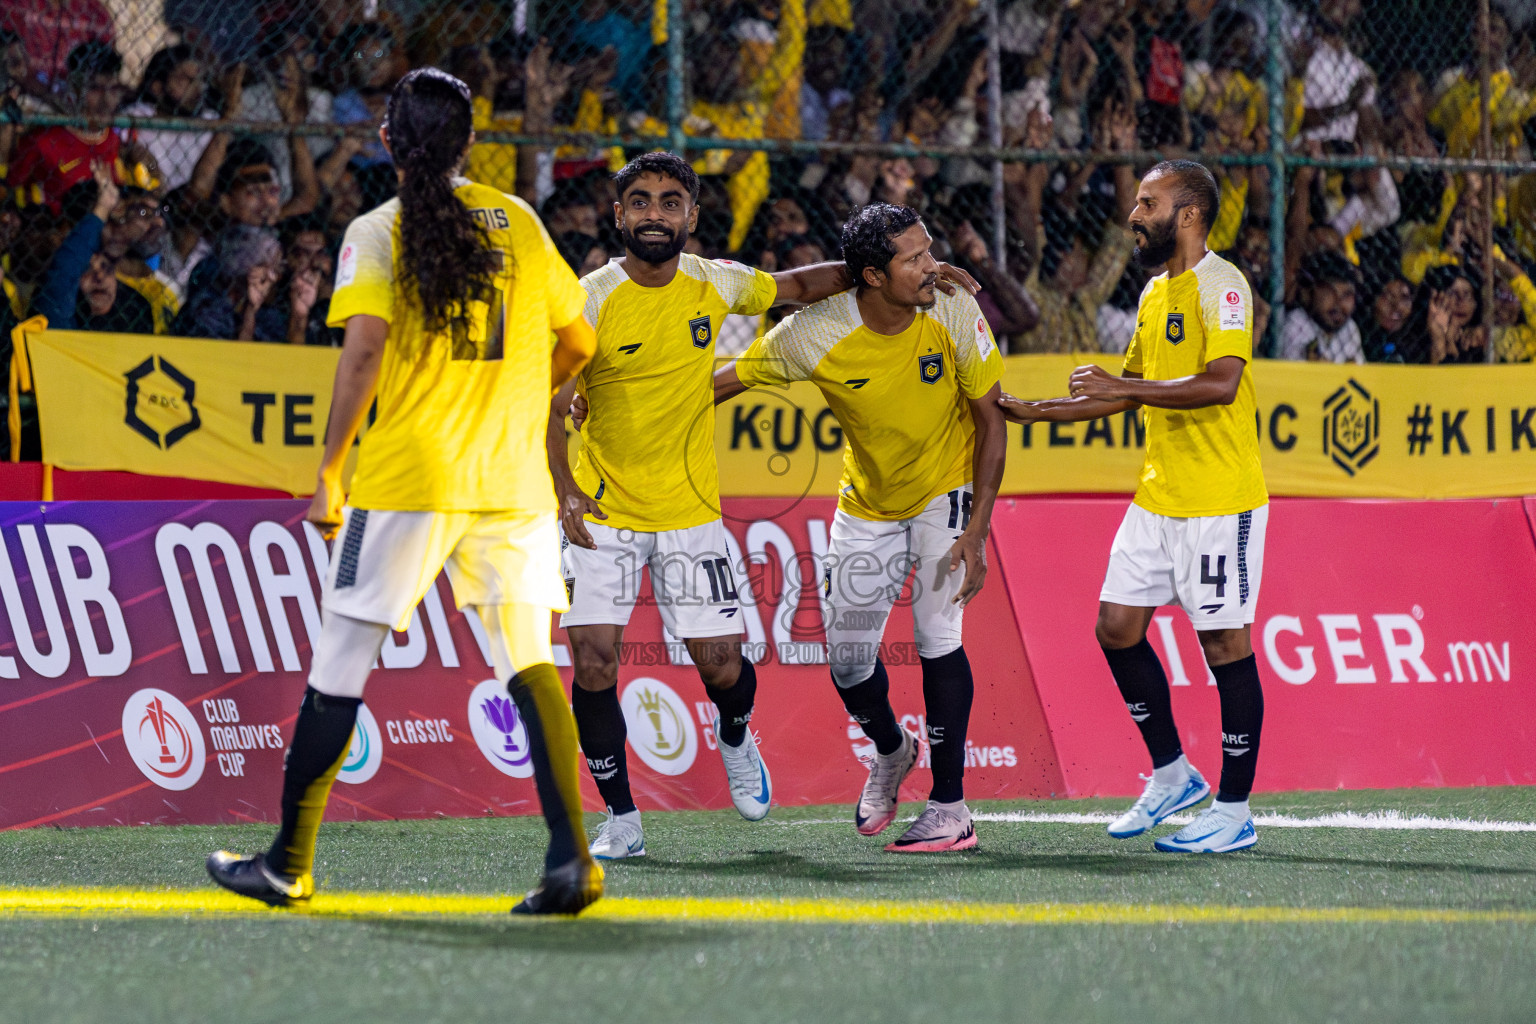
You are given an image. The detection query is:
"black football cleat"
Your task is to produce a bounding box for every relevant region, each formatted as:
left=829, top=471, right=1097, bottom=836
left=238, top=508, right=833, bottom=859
left=510, top=857, right=604, bottom=916
left=206, top=850, right=313, bottom=907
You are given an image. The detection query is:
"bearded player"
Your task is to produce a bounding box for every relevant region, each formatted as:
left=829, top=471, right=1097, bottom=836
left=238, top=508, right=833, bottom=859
left=714, top=203, right=1006, bottom=852
left=206, top=68, right=603, bottom=913
left=999, top=160, right=1268, bottom=854
left=550, top=154, right=977, bottom=859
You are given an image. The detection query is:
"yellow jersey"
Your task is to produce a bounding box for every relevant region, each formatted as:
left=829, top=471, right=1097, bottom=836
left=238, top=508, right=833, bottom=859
left=575, top=254, right=777, bottom=531
left=738, top=289, right=1003, bottom=521
left=117, top=271, right=181, bottom=335
left=1125, top=250, right=1268, bottom=518
left=328, top=178, right=587, bottom=513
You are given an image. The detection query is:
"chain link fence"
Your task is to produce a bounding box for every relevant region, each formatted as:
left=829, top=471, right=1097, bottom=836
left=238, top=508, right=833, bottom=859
left=0, top=0, right=1524, bottom=394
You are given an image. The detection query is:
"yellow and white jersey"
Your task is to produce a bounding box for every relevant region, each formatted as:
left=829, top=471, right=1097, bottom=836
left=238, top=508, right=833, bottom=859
left=1125, top=249, right=1268, bottom=517
left=738, top=288, right=1004, bottom=522
left=574, top=254, right=777, bottom=532
left=328, top=178, right=587, bottom=513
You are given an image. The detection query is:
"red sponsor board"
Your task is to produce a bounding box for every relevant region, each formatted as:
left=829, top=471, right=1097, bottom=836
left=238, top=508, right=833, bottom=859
left=992, top=497, right=1536, bottom=796
left=0, top=499, right=1060, bottom=829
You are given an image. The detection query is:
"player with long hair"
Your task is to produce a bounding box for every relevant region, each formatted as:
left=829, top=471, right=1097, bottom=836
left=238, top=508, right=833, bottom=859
left=206, top=67, right=603, bottom=913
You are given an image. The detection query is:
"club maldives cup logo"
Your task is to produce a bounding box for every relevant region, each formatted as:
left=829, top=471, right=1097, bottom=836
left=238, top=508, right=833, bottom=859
left=337, top=704, right=384, bottom=784
left=121, top=688, right=206, bottom=790
left=468, top=678, right=535, bottom=778
left=620, top=678, right=697, bottom=776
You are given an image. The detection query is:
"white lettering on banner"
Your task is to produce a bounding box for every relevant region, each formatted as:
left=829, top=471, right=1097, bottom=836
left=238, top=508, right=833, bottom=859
left=217, top=752, right=247, bottom=776
left=385, top=717, right=454, bottom=744
left=208, top=723, right=285, bottom=751
left=746, top=519, right=825, bottom=665
left=420, top=582, right=460, bottom=668
left=202, top=698, right=239, bottom=722
left=1318, top=615, right=1377, bottom=683
left=381, top=609, right=429, bottom=669
left=1373, top=614, right=1436, bottom=682
left=156, top=522, right=275, bottom=674
left=45, top=524, right=133, bottom=677
left=1262, top=615, right=1317, bottom=685
left=249, top=521, right=322, bottom=671
left=0, top=526, right=71, bottom=678
left=1447, top=642, right=1512, bottom=682
left=1151, top=615, right=1216, bottom=686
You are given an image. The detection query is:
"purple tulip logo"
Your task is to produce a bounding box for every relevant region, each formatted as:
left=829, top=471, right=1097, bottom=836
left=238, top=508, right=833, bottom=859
left=480, top=694, right=530, bottom=767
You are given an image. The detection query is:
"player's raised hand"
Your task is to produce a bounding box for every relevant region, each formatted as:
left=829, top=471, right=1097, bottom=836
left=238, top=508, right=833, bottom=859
left=306, top=472, right=345, bottom=540
left=947, top=530, right=987, bottom=607
left=558, top=482, right=606, bottom=549
left=1068, top=364, right=1126, bottom=401
left=997, top=391, right=1039, bottom=424
left=933, top=261, right=980, bottom=296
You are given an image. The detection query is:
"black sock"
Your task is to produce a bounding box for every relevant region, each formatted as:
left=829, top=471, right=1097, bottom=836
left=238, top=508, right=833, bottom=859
left=508, top=665, right=588, bottom=872
left=1211, top=654, right=1264, bottom=802
left=705, top=658, right=757, bottom=747
left=835, top=658, right=903, bottom=756
left=570, top=684, right=635, bottom=815
left=921, top=649, right=974, bottom=804
left=266, top=687, right=360, bottom=877
left=1102, top=639, right=1183, bottom=768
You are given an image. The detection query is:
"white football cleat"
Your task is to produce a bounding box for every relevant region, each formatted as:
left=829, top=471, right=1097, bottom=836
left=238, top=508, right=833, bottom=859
left=1153, top=803, right=1257, bottom=853
left=884, top=800, right=977, bottom=853
left=588, top=808, right=645, bottom=860
left=855, top=728, right=919, bottom=836
left=716, top=718, right=772, bottom=821
left=1107, top=769, right=1211, bottom=839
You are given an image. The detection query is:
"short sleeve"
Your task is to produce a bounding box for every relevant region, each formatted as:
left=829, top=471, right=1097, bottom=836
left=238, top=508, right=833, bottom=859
left=327, top=215, right=396, bottom=327
left=535, top=215, right=587, bottom=330
left=736, top=312, right=820, bottom=388
left=730, top=263, right=779, bottom=317
left=945, top=292, right=1004, bottom=399
left=1200, top=271, right=1253, bottom=364
left=1123, top=279, right=1155, bottom=374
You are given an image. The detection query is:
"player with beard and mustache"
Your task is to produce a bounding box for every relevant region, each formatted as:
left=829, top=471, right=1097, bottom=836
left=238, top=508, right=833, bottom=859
left=997, top=160, right=1271, bottom=855
left=547, top=155, right=977, bottom=860
left=713, top=203, right=1007, bottom=853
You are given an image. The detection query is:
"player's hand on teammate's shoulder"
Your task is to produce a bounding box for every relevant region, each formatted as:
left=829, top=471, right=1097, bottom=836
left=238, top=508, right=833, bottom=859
left=306, top=472, right=346, bottom=540
left=947, top=529, right=988, bottom=607
left=997, top=392, right=1040, bottom=424
left=933, top=262, right=980, bottom=297
left=557, top=481, right=606, bottom=550
left=1068, top=364, right=1127, bottom=401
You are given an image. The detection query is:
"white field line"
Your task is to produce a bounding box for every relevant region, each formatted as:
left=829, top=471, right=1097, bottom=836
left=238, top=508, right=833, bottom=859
left=762, top=811, right=1536, bottom=832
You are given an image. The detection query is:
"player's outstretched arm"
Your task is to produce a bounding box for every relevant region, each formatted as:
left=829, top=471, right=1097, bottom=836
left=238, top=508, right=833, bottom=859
left=546, top=379, right=605, bottom=550
left=998, top=371, right=1142, bottom=425
left=306, top=314, right=387, bottom=539
left=1069, top=356, right=1244, bottom=411
left=769, top=261, right=980, bottom=308
left=550, top=315, right=597, bottom=392
left=713, top=361, right=750, bottom=405
left=950, top=382, right=1007, bottom=607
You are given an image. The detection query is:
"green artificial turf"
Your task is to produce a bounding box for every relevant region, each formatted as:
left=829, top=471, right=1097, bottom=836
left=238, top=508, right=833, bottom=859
left=3, top=788, right=1535, bottom=1024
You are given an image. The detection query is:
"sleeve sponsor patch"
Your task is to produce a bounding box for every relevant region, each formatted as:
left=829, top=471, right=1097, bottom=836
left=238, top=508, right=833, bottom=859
left=335, top=243, right=358, bottom=289
left=974, top=314, right=996, bottom=359
left=1219, top=287, right=1245, bottom=331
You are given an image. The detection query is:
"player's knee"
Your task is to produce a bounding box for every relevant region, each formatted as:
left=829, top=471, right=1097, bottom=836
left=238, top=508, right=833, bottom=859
left=1197, top=627, right=1251, bottom=666
left=830, top=656, right=876, bottom=689
left=690, top=639, right=741, bottom=689
left=570, top=641, right=620, bottom=692
left=1095, top=612, right=1144, bottom=651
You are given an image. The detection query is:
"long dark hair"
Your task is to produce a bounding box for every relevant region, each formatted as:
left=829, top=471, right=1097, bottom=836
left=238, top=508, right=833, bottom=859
left=384, top=68, right=498, bottom=334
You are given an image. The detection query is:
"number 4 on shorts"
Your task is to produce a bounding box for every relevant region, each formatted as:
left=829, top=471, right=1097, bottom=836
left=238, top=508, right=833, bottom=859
left=1201, top=554, right=1227, bottom=598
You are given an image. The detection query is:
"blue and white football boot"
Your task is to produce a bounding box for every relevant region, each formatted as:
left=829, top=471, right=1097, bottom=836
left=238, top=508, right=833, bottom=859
left=589, top=808, right=646, bottom=860
left=716, top=717, right=772, bottom=821
left=1106, top=769, right=1211, bottom=839
left=1153, top=802, right=1258, bottom=853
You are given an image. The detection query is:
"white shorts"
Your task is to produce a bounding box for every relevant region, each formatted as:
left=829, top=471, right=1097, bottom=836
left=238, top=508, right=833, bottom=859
left=823, top=485, right=972, bottom=686
left=1100, top=503, right=1269, bottom=630
left=559, top=519, right=745, bottom=639
left=322, top=507, right=567, bottom=631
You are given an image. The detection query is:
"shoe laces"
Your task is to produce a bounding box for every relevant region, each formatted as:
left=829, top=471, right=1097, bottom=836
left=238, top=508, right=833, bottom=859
left=1128, top=772, right=1182, bottom=813
left=594, top=812, right=640, bottom=847
left=720, top=730, right=764, bottom=797
left=865, top=735, right=911, bottom=790
left=905, top=803, right=967, bottom=839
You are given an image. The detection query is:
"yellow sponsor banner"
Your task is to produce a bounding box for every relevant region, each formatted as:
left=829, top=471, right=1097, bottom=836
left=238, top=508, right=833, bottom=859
left=28, top=330, right=347, bottom=494
left=27, top=331, right=1536, bottom=499
left=710, top=356, right=1536, bottom=499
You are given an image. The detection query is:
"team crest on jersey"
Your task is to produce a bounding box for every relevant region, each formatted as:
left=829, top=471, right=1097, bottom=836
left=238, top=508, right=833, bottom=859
left=918, top=352, right=944, bottom=384
left=1165, top=312, right=1185, bottom=344
left=689, top=315, right=713, bottom=348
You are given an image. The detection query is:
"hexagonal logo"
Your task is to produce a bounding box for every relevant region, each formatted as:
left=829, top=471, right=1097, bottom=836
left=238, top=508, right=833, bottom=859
left=1322, top=378, right=1379, bottom=476
left=124, top=355, right=201, bottom=449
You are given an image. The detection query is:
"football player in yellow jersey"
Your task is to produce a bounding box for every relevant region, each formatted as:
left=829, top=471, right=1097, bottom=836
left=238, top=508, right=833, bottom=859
left=548, top=154, right=976, bottom=859
left=206, top=69, right=603, bottom=915
left=999, top=160, right=1269, bottom=855
left=714, top=204, right=1008, bottom=853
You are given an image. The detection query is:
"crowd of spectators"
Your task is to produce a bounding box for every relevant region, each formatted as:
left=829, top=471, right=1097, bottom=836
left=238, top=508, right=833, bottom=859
left=0, top=0, right=1530, bottom=368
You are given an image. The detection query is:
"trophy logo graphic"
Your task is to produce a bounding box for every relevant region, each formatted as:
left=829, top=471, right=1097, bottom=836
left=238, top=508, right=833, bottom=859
left=467, top=679, right=535, bottom=778
left=620, top=678, right=697, bottom=776
left=121, top=688, right=205, bottom=791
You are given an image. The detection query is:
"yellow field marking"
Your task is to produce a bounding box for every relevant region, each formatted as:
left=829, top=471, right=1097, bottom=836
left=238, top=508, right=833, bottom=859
left=0, top=889, right=1531, bottom=927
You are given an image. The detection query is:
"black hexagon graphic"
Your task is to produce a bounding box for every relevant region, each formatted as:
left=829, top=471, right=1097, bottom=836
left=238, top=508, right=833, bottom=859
left=1321, top=378, right=1379, bottom=477
left=124, top=355, right=201, bottom=449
